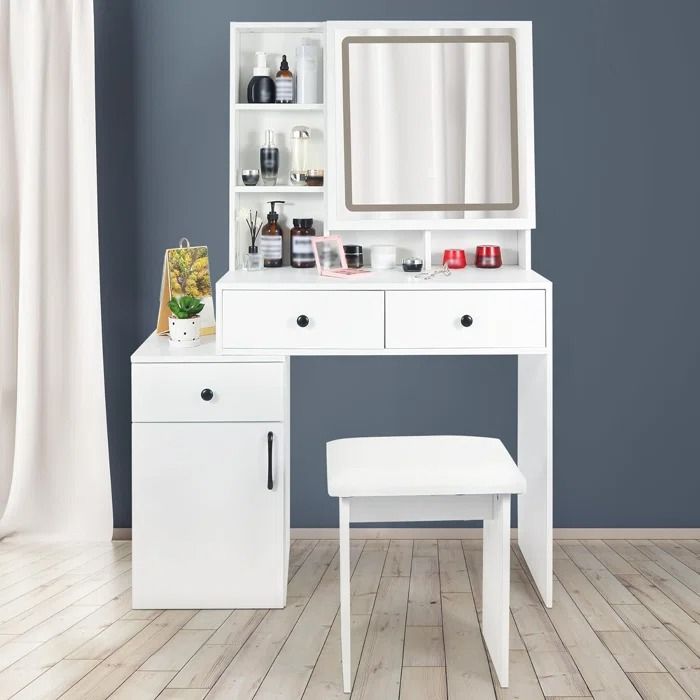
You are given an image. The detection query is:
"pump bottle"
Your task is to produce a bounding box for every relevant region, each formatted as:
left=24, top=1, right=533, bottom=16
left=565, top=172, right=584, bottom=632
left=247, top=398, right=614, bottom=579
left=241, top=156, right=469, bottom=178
left=247, top=52, right=275, bottom=104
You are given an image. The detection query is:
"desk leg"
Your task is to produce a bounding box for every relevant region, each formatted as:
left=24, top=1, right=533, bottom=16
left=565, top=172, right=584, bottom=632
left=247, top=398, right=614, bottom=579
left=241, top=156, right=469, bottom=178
left=517, top=351, right=553, bottom=607
left=283, top=356, right=291, bottom=604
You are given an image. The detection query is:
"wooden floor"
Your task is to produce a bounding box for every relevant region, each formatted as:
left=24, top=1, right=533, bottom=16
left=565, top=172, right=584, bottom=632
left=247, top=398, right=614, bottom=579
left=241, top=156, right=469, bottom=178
left=0, top=540, right=699, bottom=699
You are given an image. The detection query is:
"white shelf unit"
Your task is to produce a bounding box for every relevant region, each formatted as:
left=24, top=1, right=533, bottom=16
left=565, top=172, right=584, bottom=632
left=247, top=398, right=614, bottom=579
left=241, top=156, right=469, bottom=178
left=229, top=22, right=531, bottom=272
left=234, top=103, right=324, bottom=112
left=230, top=23, right=326, bottom=269
left=233, top=186, right=325, bottom=194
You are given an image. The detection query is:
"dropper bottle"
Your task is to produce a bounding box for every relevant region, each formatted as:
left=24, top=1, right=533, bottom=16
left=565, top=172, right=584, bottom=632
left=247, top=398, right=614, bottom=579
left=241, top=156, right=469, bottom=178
left=260, top=200, right=285, bottom=268
left=275, top=55, right=294, bottom=104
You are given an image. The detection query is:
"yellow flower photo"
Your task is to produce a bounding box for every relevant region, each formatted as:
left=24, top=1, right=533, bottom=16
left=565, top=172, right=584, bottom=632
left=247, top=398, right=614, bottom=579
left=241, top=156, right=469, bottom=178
left=167, top=246, right=212, bottom=298
left=157, top=244, right=215, bottom=336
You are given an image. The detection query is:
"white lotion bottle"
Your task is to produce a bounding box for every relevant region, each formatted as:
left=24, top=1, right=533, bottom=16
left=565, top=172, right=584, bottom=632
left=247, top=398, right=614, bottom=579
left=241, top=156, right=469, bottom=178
left=295, top=40, right=321, bottom=104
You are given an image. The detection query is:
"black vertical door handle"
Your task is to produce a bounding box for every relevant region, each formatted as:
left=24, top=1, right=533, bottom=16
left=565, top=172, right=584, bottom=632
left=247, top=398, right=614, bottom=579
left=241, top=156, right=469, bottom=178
left=267, top=431, right=274, bottom=490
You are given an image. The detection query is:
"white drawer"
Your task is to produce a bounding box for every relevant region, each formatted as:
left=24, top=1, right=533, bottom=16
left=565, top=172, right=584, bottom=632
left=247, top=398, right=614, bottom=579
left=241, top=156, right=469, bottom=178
left=221, top=290, right=384, bottom=350
left=132, top=362, right=284, bottom=422
left=386, top=290, right=546, bottom=349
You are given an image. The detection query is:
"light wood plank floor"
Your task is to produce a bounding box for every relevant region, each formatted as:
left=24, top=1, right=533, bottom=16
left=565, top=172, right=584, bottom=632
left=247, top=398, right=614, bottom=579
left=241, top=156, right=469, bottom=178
left=0, top=539, right=699, bottom=699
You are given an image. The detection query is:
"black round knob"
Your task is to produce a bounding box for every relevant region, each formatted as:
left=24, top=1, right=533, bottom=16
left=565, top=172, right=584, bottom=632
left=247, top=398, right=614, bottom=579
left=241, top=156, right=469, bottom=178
left=460, top=314, right=473, bottom=328
left=200, top=388, right=214, bottom=401
left=296, top=314, right=310, bottom=328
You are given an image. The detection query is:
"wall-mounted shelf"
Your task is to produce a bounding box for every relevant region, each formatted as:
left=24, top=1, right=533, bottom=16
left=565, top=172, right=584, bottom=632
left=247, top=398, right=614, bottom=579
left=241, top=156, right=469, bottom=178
left=234, top=186, right=325, bottom=194
left=234, top=104, right=324, bottom=112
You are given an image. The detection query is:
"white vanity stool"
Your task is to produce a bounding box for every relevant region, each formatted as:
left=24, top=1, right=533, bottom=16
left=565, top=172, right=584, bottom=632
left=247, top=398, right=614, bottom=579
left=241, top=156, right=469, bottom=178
left=326, top=435, right=526, bottom=691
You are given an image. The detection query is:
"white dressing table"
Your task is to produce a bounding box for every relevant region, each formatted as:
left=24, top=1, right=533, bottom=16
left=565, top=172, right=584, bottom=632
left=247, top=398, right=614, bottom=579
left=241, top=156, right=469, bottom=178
left=131, top=20, right=553, bottom=611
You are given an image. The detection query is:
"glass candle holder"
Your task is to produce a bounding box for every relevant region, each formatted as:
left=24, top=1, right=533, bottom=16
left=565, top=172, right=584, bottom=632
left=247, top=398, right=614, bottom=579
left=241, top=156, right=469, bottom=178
left=442, top=249, right=467, bottom=269
left=475, top=245, right=502, bottom=268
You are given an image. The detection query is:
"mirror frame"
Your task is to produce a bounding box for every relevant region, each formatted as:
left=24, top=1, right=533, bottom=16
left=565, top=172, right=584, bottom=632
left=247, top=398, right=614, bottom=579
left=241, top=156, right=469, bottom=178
left=326, top=21, right=536, bottom=231
left=342, top=35, right=520, bottom=213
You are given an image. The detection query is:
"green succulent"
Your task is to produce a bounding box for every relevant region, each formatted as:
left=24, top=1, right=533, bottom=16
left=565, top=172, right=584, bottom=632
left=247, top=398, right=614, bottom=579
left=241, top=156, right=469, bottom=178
left=168, top=295, right=205, bottom=319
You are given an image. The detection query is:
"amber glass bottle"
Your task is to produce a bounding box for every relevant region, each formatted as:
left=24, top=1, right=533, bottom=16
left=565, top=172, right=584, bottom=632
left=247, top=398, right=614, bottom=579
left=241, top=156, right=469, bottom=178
left=290, top=218, right=316, bottom=268
left=275, top=55, right=294, bottom=103
left=260, top=201, right=285, bottom=268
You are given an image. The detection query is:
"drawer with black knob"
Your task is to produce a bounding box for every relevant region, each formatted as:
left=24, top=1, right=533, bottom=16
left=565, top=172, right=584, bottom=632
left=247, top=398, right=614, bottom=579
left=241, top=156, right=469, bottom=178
left=221, top=290, right=384, bottom=350
left=385, top=290, right=546, bottom=350
left=132, top=362, right=284, bottom=422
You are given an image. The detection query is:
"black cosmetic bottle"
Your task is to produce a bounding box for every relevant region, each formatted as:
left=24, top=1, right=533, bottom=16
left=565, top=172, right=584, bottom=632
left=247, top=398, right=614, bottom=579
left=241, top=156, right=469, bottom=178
left=247, top=52, right=275, bottom=104
left=260, top=129, right=279, bottom=185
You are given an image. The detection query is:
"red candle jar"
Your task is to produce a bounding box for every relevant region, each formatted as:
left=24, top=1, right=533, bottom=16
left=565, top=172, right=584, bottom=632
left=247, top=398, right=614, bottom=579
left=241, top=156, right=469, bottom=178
left=442, top=248, right=467, bottom=269
left=475, top=245, right=502, bottom=268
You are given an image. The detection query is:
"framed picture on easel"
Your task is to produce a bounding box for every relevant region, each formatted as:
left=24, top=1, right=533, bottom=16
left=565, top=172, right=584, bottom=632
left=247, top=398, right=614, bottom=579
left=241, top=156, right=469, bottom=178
left=156, top=238, right=216, bottom=336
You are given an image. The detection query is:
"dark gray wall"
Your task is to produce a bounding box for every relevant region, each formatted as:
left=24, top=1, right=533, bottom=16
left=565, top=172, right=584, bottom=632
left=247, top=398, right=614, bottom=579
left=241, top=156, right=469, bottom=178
left=95, top=1, right=700, bottom=529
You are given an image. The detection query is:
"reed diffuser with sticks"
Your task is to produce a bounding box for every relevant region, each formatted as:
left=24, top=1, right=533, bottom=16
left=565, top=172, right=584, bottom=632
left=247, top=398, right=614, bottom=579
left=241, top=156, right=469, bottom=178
left=243, top=209, right=264, bottom=271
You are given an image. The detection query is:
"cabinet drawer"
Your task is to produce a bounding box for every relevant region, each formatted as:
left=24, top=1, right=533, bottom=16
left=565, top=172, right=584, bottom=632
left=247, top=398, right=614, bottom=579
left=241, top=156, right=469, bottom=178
left=132, top=362, right=283, bottom=422
left=221, top=290, right=384, bottom=350
left=386, top=290, right=546, bottom=349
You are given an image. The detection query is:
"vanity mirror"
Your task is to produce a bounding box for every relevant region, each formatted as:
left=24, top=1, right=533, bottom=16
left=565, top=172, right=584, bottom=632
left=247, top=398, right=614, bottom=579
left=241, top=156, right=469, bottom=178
left=327, top=22, right=535, bottom=230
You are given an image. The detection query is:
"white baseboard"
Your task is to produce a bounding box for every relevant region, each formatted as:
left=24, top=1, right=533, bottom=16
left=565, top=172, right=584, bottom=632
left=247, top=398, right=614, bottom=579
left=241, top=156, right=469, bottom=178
left=113, top=527, right=700, bottom=541
left=291, top=527, right=700, bottom=540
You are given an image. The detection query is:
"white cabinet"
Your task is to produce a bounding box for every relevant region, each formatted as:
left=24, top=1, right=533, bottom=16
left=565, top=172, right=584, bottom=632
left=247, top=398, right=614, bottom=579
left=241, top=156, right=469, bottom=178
left=131, top=335, right=289, bottom=609
left=132, top=423, right=285, bottom=608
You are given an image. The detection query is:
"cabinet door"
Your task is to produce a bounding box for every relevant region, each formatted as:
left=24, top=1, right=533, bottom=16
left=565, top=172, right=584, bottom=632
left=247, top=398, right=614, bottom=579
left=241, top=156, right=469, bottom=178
left=132, top=422, right=285, bottom=608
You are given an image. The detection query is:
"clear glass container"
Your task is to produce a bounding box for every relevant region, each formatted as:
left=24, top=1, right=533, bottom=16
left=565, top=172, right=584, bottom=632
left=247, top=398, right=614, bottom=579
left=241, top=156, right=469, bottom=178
left=290, top=126, right=310, bottom=185
left=244, top=246, right=264, bottom=271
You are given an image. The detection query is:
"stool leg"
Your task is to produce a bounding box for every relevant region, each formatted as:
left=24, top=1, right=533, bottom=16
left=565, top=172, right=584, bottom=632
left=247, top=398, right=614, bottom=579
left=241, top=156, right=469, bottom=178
left=483, top=494, right=511, bottom=688
left=339, top=497, right=352, bottom=693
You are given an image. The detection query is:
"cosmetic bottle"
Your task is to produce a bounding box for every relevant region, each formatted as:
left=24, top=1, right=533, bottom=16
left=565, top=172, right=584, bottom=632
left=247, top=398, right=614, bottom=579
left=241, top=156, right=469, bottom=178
left=290, top=218, right=316, bottom=268
left=290, top=126, right=310, bottom=185
left=246, top=52, right=275, bottom=104
left=261, top=201, right=285, bottom=268
left=295, top=40, right=321, bottom=104
left=275, top=55, right=294, bottom=103
left=260, top=130, right=279, bottom=185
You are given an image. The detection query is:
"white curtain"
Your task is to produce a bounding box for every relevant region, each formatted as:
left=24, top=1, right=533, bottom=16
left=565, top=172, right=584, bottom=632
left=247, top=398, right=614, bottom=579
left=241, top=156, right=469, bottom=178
left=0, top=0, right=113, bottom=540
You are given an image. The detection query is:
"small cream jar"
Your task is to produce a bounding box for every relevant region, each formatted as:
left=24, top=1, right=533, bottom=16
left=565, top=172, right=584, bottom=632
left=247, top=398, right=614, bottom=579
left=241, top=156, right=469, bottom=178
left=370, top=245, right=397, bottom=270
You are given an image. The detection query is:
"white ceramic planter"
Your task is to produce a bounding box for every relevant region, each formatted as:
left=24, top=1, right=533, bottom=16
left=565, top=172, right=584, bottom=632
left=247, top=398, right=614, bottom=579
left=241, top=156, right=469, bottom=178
left=169, top=315, right=201, bottom=348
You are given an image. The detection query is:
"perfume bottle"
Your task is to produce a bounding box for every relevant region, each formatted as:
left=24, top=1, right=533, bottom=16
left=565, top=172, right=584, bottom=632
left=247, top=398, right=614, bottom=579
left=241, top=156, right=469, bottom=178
left=260, top=130, right=279, bottom=185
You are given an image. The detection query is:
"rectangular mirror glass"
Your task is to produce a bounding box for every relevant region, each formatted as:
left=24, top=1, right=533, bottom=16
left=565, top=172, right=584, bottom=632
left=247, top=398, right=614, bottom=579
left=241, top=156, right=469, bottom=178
left=342, top=35, right=519, bottom=213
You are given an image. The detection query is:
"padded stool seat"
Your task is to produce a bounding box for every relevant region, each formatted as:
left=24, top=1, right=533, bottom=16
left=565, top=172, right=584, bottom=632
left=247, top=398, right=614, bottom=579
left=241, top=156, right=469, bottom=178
left=327, top=435, right=526, bottom=497
left=327, top=434, right=525, bottom=693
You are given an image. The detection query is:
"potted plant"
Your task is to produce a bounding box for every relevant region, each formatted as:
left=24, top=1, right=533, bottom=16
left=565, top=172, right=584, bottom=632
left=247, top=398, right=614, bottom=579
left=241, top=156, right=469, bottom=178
left=168, top=295, right=205, bottom=348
